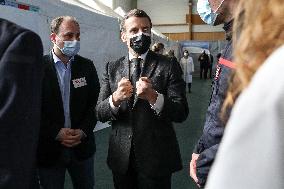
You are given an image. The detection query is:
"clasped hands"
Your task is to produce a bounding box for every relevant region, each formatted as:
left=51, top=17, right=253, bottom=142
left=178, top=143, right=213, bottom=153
left=112, top=77, right=158, bottom=107
left=57, top=128, right=84, bottom=148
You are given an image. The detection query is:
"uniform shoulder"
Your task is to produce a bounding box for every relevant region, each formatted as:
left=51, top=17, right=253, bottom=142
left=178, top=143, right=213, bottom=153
left=0, top=18, right=40, bottom=49
left=0, top=18, right=26, bottom=36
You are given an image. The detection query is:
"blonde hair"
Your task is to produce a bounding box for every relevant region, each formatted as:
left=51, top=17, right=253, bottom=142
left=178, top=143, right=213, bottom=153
left=222, top=0, right=284, bottom=114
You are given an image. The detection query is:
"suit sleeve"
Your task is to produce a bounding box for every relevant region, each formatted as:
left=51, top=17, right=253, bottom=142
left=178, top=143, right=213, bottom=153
left=79, top=61, right=100, bottom=136
left=196, top=144, right=219, bottom=187
left=96, top=62, right=117, bottom=122
left=0, top=30, right=43, bottom=188
left=158, top=60, right=189, bottom=123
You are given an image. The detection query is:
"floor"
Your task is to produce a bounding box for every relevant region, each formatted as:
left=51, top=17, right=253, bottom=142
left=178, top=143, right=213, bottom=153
left=65, top=77, right=213, bottom=189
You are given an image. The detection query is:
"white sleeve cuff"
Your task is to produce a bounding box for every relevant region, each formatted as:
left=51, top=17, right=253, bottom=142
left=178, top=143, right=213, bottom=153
left=109, top=95, right=120, bottom=114
left=150, top=92, right=164, bottom=114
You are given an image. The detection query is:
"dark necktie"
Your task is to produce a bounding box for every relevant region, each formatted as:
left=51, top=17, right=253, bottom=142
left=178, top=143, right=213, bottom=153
left=131, top=58, right=142, bottom=87
left=130, top=58, right=142, bottom=106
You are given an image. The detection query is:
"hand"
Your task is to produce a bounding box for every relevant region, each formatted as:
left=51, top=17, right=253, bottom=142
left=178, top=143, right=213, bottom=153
left=136, top=77, right=157, bottom=105
left=190, top=153, right=200, bottom=187
left=57, top=128, right=82, bottom=147
left=56, top=128, right=74, bottom=141
left=112, top=77, right=133, bottom=107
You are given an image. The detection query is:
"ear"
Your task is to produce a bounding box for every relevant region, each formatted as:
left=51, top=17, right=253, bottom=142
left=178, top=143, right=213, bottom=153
left=121, top=31, right=127, bottom=43
left=50, top=33, right=56, bottom=43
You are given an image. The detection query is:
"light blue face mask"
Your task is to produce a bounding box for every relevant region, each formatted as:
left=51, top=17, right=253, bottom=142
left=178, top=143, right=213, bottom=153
left=197, top=0, right=224, bottom=26
left=54, top=36, right=80, bottom=57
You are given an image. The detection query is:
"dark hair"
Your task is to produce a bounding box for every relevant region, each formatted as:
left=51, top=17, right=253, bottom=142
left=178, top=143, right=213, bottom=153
left=152, top=42, right=164, bottom=52
left=168, top=49, right=175, bottom=56
left=50, top=16, right=79, bottom=34
left=216, top=53, right=222, bottom=59
left=184, top=50, right=188, bottom=53
left=120, top=9, right=152, bottom=32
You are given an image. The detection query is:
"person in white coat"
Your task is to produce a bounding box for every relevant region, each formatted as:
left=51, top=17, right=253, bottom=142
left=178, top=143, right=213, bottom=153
left=180, top=50, right=194, bottom=93
left=206, top=0, right=284, bottom=188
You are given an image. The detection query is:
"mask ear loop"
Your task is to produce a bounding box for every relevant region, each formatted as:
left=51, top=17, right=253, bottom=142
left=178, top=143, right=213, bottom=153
left=213, top=0, right=225, bottom=13
left=53, top=43, right=62, bottom=52
left=53, top=35, right=64, bottom=51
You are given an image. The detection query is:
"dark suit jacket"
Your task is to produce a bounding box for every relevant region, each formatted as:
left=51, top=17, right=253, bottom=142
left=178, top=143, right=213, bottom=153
left=37, top=53, right=100, bottom=167
left=0, top=19, right=43, bottom=188
left=96, top=50, right=189, bottom=177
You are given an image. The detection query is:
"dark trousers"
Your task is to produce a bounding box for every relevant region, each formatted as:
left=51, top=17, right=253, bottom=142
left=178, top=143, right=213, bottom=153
left=38, top=149, right=95, bottom=189
left=209, top=64, right=213, bottom=78
left=200, top=66, right=208, bottom=79
left=112, top=147, right=172, bottom=189
left=188, top=83, right=191, bottom=93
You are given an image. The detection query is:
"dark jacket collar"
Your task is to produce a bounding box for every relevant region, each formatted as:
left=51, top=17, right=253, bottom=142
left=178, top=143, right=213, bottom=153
left=121, top=50, right=158, bottom=79
left=223, top=19, right=233, bottom=41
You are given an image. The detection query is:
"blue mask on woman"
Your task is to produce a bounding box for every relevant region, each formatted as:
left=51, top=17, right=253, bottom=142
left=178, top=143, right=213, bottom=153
left=197, top=0, right=224, bottom=26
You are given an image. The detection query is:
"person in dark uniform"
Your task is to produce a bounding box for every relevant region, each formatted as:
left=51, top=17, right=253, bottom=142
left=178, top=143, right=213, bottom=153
left=166, top=49, right=183, bottom=75
left=208, top=53, right=214, bottom=78
left=152, top=42, right=165, bottom=55
left=37, top=16, right=100, bottom=189
left=216, top=53, right=222, bottom=62
left=189, top=0, right=239, bottom=187
left=96, top=9, right=188, bottom=189
left=198, top=50, right=210, bottom=79
left=0, top=18, right=43, bottom=189
left=166, top=49, right=178, bottom=63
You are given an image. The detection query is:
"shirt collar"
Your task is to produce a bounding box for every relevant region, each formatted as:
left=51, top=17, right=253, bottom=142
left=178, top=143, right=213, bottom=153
left=52, top=49, right=74, bottom=64
left=128, top=50, right=149, bottom=62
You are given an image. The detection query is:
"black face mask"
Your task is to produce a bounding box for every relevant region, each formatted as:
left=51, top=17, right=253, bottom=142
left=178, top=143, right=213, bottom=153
left=130, top=33, right=151, bottom=55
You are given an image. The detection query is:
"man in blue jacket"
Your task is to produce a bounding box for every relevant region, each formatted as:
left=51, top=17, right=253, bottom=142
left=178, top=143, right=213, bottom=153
left=189, top=0, right=238, bottom=187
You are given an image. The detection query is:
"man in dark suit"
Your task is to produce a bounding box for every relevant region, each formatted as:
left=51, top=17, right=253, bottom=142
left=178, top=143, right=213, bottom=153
left=37, top=16, right=100, bottom=189
left=208, top=53, right=214, bottom=78
left=0, top=18, right=43, bottom=188
left=198, top=50, right=210, bottom=79
left=96, top=9, right=189, bottom=189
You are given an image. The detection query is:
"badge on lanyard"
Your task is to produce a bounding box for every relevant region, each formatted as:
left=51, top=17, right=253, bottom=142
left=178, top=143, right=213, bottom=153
left=215, top=58, right=236, bottom=80
left=214, top=64, right=222, bottom=80
left=72, top=77, right=87, bottom=88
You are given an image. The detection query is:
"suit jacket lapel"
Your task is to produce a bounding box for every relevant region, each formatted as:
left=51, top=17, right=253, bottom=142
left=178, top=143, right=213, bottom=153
left=121, top=55, right=130, bottom=80
left=141, top=51, right=158, bottom=78
left=133, top=51, right=158, bottom=108
left=120, top=55, right=134, bottom=110
left=46, top=52, right=64, bottom=109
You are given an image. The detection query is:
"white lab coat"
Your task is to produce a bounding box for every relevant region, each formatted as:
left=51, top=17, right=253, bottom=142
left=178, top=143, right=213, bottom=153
left=206, top=44, right=284, bottom=189
left=180, top=56, right=194, bottom=83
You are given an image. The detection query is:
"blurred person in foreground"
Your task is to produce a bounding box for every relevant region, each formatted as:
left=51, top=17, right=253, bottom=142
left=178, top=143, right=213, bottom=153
left=189, top=0, right=239, bottom=187
left=0, top=18, right=43, bottom=189
left=206, top=0, right=284, bottom=188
